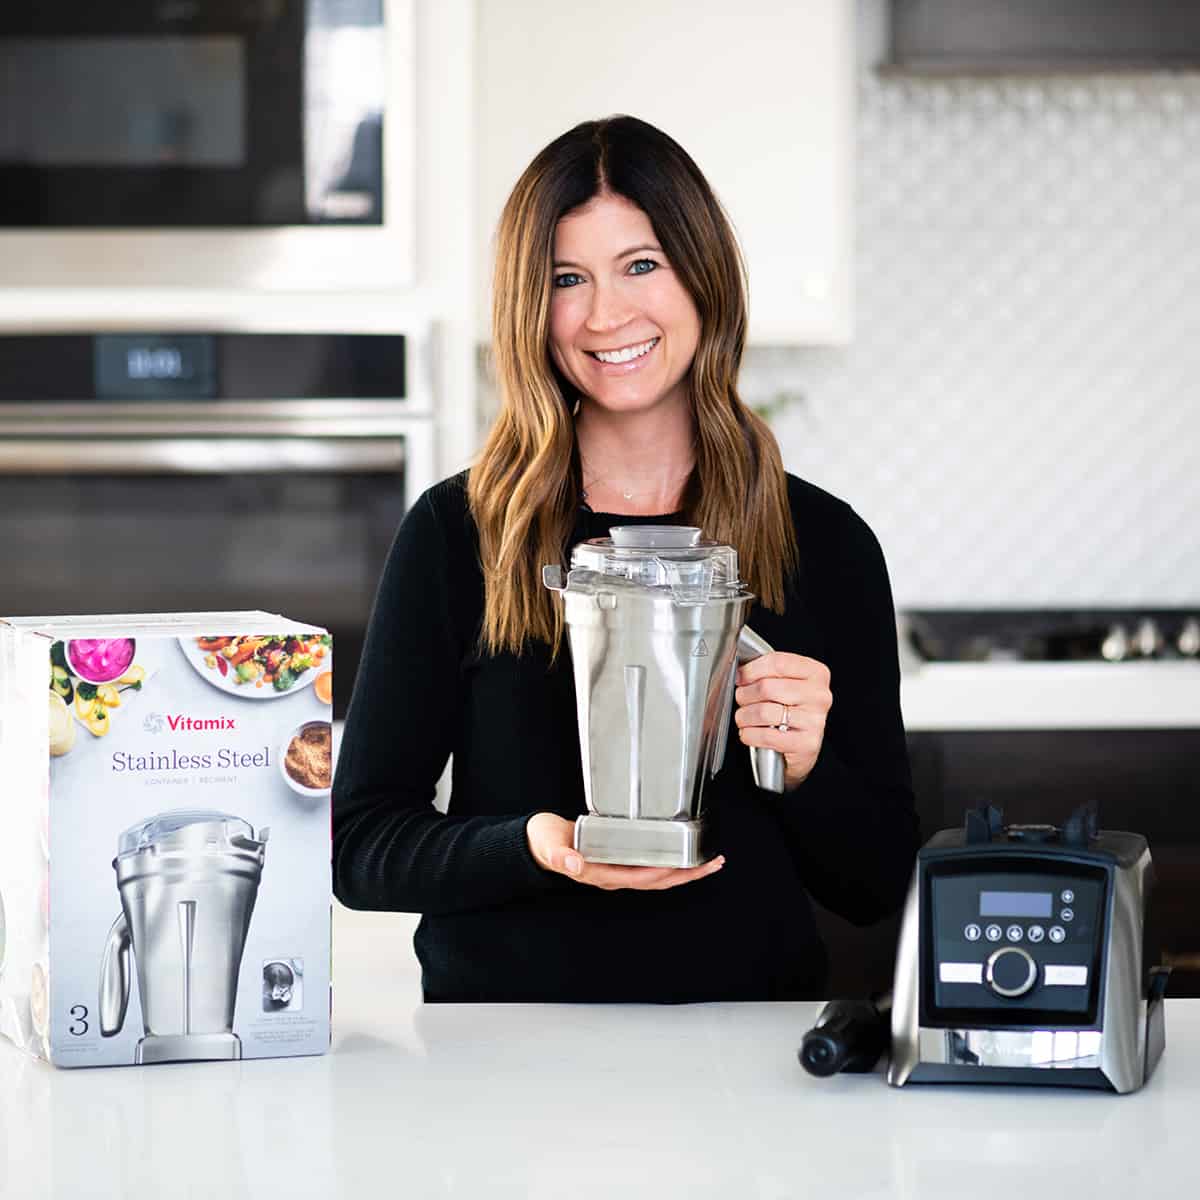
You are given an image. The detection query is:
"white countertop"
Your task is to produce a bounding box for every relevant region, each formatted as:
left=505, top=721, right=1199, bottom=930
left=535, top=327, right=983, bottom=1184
left=1, top=906, right=1197, bottom=1199
left=901, top=660, right=1200, bottom=730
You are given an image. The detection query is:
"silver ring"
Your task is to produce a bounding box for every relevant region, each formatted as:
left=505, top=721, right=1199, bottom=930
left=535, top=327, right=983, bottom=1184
left=778, top=703, right=790, bottom=732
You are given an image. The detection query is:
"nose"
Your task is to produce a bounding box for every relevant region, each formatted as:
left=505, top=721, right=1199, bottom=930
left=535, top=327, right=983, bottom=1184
left=584, top=279, right=635, bottom=334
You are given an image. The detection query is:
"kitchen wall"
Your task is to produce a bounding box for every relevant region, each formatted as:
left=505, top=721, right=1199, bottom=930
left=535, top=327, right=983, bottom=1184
left=740, top=4, right=1200, bottom=608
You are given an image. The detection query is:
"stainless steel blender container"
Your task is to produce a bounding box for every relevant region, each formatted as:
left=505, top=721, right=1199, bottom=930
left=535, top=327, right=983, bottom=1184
left=544, top=526, right=785, bottom=868
left=98, top=810, right=269, bottom=1064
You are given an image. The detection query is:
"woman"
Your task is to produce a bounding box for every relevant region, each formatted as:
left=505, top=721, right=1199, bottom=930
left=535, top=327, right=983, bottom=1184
left=332, top=116, right=919, bottom=1002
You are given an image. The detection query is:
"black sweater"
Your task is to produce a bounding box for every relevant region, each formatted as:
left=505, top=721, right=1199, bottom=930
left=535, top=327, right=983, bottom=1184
left=332, top=471, right=919, bottom=1002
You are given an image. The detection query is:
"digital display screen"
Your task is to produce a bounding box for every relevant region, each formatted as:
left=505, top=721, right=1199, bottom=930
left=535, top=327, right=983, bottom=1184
left=979, top=890, right=1053, bottom=918
left=94, top=335, right=216, bottom=400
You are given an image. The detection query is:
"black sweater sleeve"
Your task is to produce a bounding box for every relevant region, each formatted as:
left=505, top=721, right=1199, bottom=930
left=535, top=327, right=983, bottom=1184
left=331, top=484, right=557, bottom=915
left=767, top=498, right=920, bottom=925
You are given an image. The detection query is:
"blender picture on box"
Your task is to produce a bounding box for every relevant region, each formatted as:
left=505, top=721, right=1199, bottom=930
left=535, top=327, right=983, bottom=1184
left=0, top=612, right=332, bottom=1067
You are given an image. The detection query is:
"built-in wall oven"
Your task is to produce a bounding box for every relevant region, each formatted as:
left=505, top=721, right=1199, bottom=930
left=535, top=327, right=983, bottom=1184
left=0, top=332, right=433, bottom=717
left=0, top=1, right=413, bottom=288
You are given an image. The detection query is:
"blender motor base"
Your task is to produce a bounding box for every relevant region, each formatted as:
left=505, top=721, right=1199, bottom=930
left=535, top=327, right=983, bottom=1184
left=136, top=1033, right=242, bottom=1064
left=575, top=815, right=711, bottom=868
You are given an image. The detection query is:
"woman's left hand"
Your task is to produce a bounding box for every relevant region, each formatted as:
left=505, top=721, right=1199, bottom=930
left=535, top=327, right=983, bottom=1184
left=734, top=652, right=832, bottom=790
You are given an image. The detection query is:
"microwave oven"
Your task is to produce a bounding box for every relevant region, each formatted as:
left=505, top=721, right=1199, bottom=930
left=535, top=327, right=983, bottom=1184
left=0, top=0, right=413, bottom=289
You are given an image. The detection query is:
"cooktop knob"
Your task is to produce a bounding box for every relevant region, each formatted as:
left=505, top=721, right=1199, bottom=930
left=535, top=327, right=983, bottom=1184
left=985, top=947, right=1037, bottom=998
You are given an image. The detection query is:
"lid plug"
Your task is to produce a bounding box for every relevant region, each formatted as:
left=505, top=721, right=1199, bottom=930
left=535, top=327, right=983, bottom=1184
left=964, top=802, right=1004, bottom=845
left=1062, top=801, right=1098, bottom=848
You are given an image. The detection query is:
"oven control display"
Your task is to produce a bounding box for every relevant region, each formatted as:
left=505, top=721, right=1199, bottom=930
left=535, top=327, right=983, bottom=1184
left=929, top=869, right=1105, bottom=1019
left=94, top=334, right=216, bottom=400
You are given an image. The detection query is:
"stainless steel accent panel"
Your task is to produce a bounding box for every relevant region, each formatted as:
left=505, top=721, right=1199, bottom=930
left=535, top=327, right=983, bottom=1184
left=919, top=1027, right=1103, bottom=1069
left=0, top=437, right=405, bottom=474
left=887, top=872, right=922, bottom=1087
left=573, top=814, right=706, bottom=869
left=0, top=399, right=430, bottom=432
left=1098, top=845, right=1152, bottom=1094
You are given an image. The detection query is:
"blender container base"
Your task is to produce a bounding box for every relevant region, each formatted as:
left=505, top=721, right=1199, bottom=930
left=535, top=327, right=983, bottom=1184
left=135, top=1032, right=242, bottom=1064
left=575, top=814, right=711, bottom=868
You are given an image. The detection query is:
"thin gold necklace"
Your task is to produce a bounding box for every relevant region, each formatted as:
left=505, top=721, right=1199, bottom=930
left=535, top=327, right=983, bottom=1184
left=580, top=460, right=694, bottom=504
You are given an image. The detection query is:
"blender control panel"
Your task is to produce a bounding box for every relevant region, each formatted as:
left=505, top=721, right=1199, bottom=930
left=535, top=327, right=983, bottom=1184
left=928, top=867, right=1106, bottom=1018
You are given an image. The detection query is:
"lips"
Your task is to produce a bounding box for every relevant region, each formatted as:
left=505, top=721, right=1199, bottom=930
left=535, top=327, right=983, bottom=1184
left=588, top=336, right=659, bottom=364
left=585, top=336, right=660, bottom=374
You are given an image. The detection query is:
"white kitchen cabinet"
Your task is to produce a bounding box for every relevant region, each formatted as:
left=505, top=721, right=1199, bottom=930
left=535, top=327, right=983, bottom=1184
left=475, top=0, right=855, bottom=345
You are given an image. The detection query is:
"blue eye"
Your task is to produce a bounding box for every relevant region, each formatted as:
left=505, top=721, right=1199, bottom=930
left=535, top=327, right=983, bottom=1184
left=629, top=259, right=658, bottom=275
left=553, top=272, right=584, bottom=288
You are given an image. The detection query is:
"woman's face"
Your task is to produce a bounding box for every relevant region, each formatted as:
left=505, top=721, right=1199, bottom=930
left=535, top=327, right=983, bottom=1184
left=548, top=191, right=700, bottom=418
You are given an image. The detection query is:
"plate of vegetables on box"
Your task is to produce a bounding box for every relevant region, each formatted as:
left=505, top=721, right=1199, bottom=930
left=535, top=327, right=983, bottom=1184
left=48, top=639, right=150, bottom=755
left=178, top=633, right=332, bottom=701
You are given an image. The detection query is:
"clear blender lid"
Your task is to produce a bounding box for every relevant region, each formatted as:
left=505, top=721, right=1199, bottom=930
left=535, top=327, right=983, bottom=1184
left=117, top=810, right=260, bottom=857
left=568, top=526, right=745, bottom=603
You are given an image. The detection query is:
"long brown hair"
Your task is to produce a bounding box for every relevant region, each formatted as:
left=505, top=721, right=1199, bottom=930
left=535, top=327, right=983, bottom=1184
left=469, top=115, right=797, bottom=656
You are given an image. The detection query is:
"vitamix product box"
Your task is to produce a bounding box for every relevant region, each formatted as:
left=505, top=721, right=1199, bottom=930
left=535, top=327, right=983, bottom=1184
left=0, top=612, right=332, bottom=1067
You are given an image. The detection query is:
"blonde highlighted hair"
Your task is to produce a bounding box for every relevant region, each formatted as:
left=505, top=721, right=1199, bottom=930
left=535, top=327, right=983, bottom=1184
left=469, top=116, right=797, bottom=656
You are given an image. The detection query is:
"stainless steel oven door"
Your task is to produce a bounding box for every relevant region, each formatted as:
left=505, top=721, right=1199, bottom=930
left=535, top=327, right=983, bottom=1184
left=0, top=416, right=427, bottom=717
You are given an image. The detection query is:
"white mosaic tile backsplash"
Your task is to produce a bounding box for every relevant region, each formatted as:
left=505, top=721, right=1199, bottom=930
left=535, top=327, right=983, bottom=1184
left=743, top=71, right=1200, bottom=608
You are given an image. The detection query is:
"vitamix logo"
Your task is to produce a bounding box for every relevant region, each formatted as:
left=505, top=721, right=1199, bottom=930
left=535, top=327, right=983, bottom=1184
left=143, top=712, right=236, bottom=733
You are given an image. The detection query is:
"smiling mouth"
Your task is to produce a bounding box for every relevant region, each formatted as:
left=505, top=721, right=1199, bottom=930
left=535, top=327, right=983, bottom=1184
left=587, top=337, right=659, bottom=365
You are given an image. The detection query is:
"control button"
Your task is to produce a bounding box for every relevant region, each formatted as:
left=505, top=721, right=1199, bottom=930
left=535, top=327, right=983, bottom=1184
left=1060, top=908, right=1074, bottom=923
left=964, top=923, right=982, bottom=942
left=1027, top=925, right=1045, bottom=943
left=1061, top=889, right=1075, bottom=904
left=1049, top=926, right=1066, bottom=943
left=1044, top=964, right=1088, bottom=987
left=940, top=962, right=984, bottom=985
left=985, top=924, right=1003, bottom=942
left=1006, top=925, right=1024, bottom=942
left=985, top=947, right=1038, bottom=998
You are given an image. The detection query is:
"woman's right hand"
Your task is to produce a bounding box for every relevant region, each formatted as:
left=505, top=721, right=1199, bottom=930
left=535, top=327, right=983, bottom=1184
left=525, top=812, right=725, bottom=890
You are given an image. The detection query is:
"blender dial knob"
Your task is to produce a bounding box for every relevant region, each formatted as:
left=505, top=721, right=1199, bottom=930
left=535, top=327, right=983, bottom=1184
left=985, top=947, right=1037, bottom=998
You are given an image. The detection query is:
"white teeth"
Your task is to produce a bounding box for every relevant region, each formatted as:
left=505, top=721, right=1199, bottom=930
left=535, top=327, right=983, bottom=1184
left=592, top=338, right=658, bottom=364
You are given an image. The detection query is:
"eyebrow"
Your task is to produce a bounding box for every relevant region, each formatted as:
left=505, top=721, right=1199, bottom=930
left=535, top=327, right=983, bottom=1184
left=552, top=244, right=663, bottom=268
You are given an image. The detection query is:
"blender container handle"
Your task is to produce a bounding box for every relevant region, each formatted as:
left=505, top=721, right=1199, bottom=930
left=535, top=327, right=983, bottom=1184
left=98, top=911, right=132, bottom=1037
left=736, top=627, right=786, bottom=794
